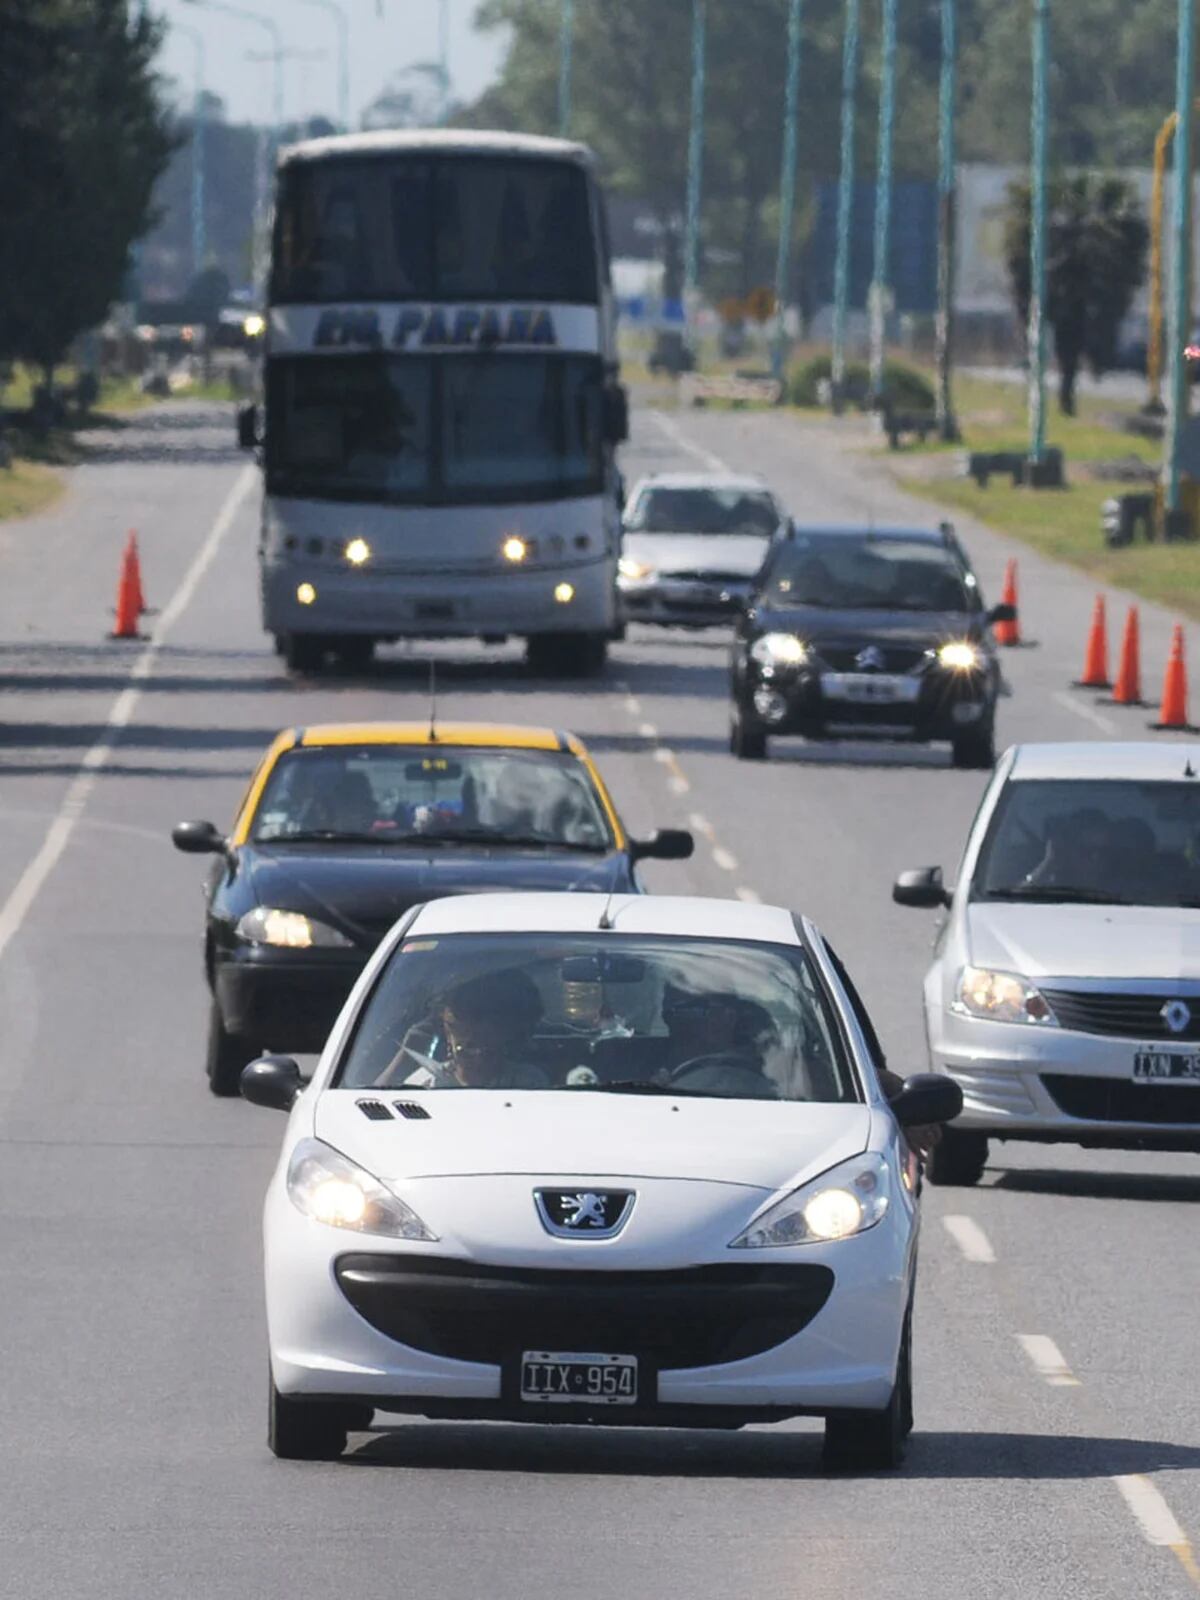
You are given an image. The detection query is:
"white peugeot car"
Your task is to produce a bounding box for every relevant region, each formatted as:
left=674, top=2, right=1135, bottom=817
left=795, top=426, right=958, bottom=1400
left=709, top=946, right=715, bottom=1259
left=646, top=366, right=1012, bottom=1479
left=895, top=741, right=1200, bottom=1185
left=242, top=892, right=959, bottom=1467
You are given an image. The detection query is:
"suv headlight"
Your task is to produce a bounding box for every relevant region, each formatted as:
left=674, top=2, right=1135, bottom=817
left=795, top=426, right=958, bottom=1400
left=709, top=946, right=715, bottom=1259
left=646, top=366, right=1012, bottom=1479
left=749, top=632, right=810, bottom=667
left=237, top=907, right=354, bottom=949
left=938, top=641, right=982, bottom=671
left=954, top=966, right=1058, bottom=1025
left=286, top=1138, right=438, bottom=1238
left=729, top=1152, right=890, bottom=1249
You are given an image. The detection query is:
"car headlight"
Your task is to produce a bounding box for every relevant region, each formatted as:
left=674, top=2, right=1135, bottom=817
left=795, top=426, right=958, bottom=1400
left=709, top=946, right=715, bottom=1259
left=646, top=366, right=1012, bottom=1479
left=729, top=1152, right=890, bottom=1249
left=619, top=556, right=653, bottom=580
left=954, top=966, right=1058, bottom=1025
left=236, top=907, right=354, bottom=949
left=286, top=1138, right=438, bottom=1238
left=938, top=640, right=982, bottom=671
left=749, top=632, right=810, bottom=667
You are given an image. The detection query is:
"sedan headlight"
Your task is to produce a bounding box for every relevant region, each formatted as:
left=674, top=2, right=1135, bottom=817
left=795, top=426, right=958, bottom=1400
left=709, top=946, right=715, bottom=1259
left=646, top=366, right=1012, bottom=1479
left=619, top=556, right=653, bottom=580
left=954, top=966, right=1058, bottom=1025
left=938, top=640, right=982, bottom=671
left=749, top=632, right=810, bottom=667
left=236, top=907, right=353, bottom=950
left=729, top=1152, right=890, bottom=1249
left=286, top=1138, right=437, bottom=1238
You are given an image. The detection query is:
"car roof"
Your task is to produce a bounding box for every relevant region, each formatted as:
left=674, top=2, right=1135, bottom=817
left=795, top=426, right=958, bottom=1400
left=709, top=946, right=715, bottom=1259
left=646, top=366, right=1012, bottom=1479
left=629, top=473, right=774, bottom=494
left=408, top=892, right=803, bottom=943
left=280, top=129, right=592, bottom=168
left=295, top=721, right=579, bottom=754
left=788, top=523, right=952, bottom=544
left=1007, top=741, right=1200, bottom=782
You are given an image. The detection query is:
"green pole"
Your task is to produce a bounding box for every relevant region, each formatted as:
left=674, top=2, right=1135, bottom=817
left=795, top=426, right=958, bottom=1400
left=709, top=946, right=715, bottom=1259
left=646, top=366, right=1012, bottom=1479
left=772, top=0, right=804, bottom=382
left=935, top=0, right=958, bottom=441
left=684, top=0, right=707, bottom=302
left=868, top=0, right=898, bottom=405
left=831, top=0, right=861, bottom=403
left=1027, top=0, right=1049, bottom=466
left=1165, top=0, right=1196, bottom=519
left=558, top=0, right=574, bottom=137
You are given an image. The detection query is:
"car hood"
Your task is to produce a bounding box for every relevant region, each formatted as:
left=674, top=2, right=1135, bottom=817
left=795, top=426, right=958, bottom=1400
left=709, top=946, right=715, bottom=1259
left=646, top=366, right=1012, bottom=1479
left=752, top=604, right=981, bottom=650
left=624, top=531, right=772, bottom=578
left=966, top=902, right=1200, bottom=980
left=246, top=845, right=622, bottom=947
left=313, top=1090, right=874, bottom=1191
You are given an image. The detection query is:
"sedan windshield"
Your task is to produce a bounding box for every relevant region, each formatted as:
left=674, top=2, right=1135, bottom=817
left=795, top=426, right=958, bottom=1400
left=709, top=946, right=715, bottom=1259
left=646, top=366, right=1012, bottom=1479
left=626, top=487, right=780, bottom=537
left=337, top=933, right=857, bottom=1102
left=252, top=746, right=614, bottom=852
left=972, top=778, right=1200, bottom=908
left=763, top=533, right=974, bottom=612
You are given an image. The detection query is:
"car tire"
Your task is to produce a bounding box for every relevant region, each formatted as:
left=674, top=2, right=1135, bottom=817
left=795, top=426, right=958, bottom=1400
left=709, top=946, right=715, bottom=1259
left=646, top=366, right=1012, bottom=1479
left=526, top=633, right=608, bottom=678
left=951, top=721, right=996, bottom=769
left=268, top=1380, right=357, bottom=1462
left=730, top=702, right=768, bottom=761
left=282, top=633, right=326, bottom=674
left=926, top=1126, right=989, bottom=1187
left=206, top=1001, right=257, bottom=1098
left=822, top=1302, right=912, bottom=1472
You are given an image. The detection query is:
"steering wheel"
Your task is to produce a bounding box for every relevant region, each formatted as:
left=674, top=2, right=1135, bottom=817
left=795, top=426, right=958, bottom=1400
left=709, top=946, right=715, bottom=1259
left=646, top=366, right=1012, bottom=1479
left=668, top=1053, right=780, bottom=1098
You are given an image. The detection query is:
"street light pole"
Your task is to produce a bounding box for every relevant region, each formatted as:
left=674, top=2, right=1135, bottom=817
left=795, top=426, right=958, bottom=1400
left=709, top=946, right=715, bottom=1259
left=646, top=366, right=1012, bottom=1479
left=298, top=0, right=350, bottom=131
left=935, top=0, right=959, bottom=441
left=868, top=0, right=898, bottom=406
left=1027, top=0, right=1049, bottom=468
left=772, top=0, right=804, bottom=383
left=1165, top=0, right=1197, bottom=527
left=684, top=0, right=707, bottom=310
left=831, top=0, right=861, bottom=405
left=174, top=23, right=208, bottom=278
left=559, top=0, right=574, bottom=138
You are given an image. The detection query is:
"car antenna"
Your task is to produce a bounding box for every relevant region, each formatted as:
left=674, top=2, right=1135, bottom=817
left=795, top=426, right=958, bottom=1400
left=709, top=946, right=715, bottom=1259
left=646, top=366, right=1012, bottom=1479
left=597, top=857, right=623, bottom=930
left=428, top=660, right=438, bottom=743
left=1186, top=758, right=1196, bottom=779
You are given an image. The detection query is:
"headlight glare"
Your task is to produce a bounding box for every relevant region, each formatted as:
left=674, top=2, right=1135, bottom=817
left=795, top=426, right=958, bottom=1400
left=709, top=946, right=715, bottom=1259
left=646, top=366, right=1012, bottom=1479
left=729, top=1152, right=889, bottom=1249
left=619, top=556, right=653, bottom=580
left=750, top=632, right=809, bottom=667
left=286, top=1138, right=437, bottom=1238
left=938, top=640, right=981, bottom=670
left=502, top=535, right=529, bottom=563
left=236, top=907, right=353, bottom=949
left=344, top=537, right=371, bottom=566
left=955, top=966, right=1057, bottom=1025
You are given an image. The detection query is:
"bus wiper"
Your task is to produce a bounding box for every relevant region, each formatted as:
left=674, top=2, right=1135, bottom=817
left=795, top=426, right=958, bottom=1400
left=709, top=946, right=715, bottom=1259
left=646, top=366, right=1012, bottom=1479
left=984, top=884, right=1132, bottom=904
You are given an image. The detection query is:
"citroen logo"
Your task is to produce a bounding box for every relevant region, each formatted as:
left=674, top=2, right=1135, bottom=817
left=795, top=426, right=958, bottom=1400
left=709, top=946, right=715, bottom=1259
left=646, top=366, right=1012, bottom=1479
left=855, top=645, right=886, bottom=672
left=534, top=1188, right=635, bottom=1240
left=1161, top=1000, right=1192, bottom=1035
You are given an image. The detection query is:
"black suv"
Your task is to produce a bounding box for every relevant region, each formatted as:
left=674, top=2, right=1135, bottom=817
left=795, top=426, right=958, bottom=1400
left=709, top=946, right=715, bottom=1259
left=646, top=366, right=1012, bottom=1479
left=729, top=524, right=1013, bottom=767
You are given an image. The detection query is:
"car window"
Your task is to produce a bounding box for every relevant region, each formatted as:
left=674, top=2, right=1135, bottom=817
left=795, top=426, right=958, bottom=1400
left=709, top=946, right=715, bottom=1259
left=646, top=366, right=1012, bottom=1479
left=251, top=746, right=614, bottom=850
left=970, top=778, right=1200, bottom=908
left=761, top=534, right=972, bottom=612
left=627, top=487, right=780, bottom=537
left=337, top=932, right=859, bottom=1102
left=823, top=943, right=887, bottom=1075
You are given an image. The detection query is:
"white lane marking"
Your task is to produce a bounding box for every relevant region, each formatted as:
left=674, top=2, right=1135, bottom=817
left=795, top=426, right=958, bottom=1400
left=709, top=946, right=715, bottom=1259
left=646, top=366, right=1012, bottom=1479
left=1114, top=1476, right=1189, bottom=1547
left=688, top=812, right=716, bottom=841
left=649, top=409, right=731, bottom=473
left=625, top=695, right=641, bottom=714
left=942, top=1215, right=997, bottom=1263
left=638, top=721, right=658, bottom=740
left=736, top=887, right=762, bottom=903
left=1016, top=1334, right=1081, bottom=1387
left=0, top=465, right=257, bottom=971
left=1052, top=689, right=1118, bottom=735
left=668, top=773, right=690, bottom=796
left=653, top=747, right=674, bottom=764
left=712, top=846, right=739, bottom=873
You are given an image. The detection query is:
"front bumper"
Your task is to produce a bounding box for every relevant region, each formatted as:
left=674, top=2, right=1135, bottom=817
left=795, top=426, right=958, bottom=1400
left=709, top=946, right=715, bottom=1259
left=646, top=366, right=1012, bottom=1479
left=929, top=1009, right=1200, bottom=1148
left=738, top=660, right=993, bottom=741
left=215, top=951, right=367, bottom=1053
left=619, top=576, right=751, bottom=628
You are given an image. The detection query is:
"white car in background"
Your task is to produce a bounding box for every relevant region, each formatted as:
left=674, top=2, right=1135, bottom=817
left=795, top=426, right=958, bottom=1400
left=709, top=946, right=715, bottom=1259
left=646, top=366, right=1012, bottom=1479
left=895, top=742, right=1200, bottom=1185
left=242, top=892, right=960, bottom=1467
left=618, top=473, right=787, bottom=627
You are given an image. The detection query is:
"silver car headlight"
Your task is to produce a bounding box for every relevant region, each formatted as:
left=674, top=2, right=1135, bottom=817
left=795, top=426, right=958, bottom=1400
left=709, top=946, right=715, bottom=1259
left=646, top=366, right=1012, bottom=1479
left=749, top=632, right=810, bottom=667
left=286, top=1138, right=438, bottom=1238
left=236, top=907, right=354, bottom=950
left=619, top=556, right=653, bottom=581
left=729, top=1152, right=890, bottom=1249
left=954, top=966, right=1058, bottom=1025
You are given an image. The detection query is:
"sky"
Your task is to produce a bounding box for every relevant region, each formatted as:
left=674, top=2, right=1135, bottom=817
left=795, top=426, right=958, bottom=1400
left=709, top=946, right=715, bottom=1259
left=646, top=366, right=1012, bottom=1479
left=153, top=0, right=509, bottom=129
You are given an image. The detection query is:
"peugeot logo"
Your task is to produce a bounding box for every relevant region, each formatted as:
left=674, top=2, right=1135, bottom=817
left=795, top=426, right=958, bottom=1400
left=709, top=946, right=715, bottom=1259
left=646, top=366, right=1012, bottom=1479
left=855, top=645, right=886, bottom=672
left=1161, top=1000, right=1192, bottom=1035
left=534, top=1188, right=635, bottom=1240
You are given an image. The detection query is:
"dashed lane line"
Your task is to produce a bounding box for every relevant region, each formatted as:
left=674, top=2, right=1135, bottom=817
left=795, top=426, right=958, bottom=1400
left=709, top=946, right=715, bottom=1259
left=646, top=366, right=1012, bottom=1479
left=736, top=887, right=762, bottom=903
left=1015, top=1334, right=1081, bottom=1387
left=1114, top=1477, right=1200, bottom=1591
left=638, top=721, right=658, bottom=740
left=712, top=846, right=739, bottom=873
left=649, top=408, right=731, bottom=473
left=1052, top=688, right=1118, bottom=736
left=941, top=1215, right=997, bottom=1263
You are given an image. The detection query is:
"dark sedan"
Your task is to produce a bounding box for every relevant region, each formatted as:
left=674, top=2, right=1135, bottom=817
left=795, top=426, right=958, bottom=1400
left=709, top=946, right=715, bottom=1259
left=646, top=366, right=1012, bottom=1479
left=729, top=525, right=1014, bottom=767
left=172, top=721, right=692, bottom=1094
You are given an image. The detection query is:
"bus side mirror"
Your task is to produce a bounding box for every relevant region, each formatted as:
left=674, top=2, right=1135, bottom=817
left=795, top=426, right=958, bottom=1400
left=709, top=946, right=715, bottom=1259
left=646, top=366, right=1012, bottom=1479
left=604, top=385, right=629, bottom=445
left=236, top=403, right=259, bottom=450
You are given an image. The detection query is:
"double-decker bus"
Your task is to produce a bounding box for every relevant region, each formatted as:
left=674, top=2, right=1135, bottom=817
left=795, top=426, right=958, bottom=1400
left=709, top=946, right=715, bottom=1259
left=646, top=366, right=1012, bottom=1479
left=241, top=131, right=627, bottom=677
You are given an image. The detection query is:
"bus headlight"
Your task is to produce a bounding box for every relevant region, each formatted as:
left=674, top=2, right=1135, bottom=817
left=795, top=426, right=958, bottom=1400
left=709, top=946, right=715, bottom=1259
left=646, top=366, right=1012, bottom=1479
left=296, top=582, right=317, bottom=606
left=554, top=583, right=575, bottom=604
left=344, top=537, right=371, bottom=566
left=503, top=536, right=529, bottom=563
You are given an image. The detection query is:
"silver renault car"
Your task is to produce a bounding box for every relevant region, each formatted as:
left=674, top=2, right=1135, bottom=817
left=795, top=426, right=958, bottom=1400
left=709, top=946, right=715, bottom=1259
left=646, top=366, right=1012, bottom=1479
left=894, top=742, right=1200, bottom=1184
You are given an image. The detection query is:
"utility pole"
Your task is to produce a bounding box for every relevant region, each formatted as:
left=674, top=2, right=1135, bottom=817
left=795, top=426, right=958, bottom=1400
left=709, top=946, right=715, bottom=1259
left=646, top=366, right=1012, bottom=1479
left=868, top=0, right=898, bottom=405
left=559, top=0, right=574, bottom=137
left=439, top=0, right=451, bottom=123
left=175, top=23, right=208, bottom=277
left=935, top=0, right=959, bottom=440
left=684, top=0, right=707, bottom=306
left=772, top=0, right=804, bottom=383
left=298, top=0, right=350, bottom=131
left=831, top=0, right=861, bottom=406
left=1165, top=0, right=1197, bottom=531
left=1027, top=0, right=1049, bottom=468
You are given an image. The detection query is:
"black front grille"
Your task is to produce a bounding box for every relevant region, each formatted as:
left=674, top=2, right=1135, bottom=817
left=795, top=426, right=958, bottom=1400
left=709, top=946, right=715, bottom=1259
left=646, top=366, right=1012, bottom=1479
left=1041, top=989, right=1200, bottom=1040
left=335, top=1254, right=834, bottom=1370
left=1042, top=1074, right=1200, bottom=1125
left=817, top=644, right=929, bottom=674
left=667, top=570, right=750, bottom=586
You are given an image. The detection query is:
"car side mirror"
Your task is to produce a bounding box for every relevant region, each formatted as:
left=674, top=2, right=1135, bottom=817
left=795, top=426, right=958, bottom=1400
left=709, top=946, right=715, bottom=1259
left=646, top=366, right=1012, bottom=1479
left=987, top=602, right=1016, bottom=625
left=241, top=1054, right=305, bottom=1111
left=889, top=1072, right=963, bottom=1128
left=171, top=819, right=228, bottom=855
left=892, top=866, right=951, bottom=908
left=604, top=384, right=630, bottom=444
left=630, top=828, right=694, bottom=862
left=236, top=403, right=259, bottom=450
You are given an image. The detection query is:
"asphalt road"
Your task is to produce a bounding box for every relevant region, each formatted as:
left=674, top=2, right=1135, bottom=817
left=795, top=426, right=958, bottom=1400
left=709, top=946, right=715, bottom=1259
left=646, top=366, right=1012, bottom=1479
left=1, top=397, right=1198, bottom=1600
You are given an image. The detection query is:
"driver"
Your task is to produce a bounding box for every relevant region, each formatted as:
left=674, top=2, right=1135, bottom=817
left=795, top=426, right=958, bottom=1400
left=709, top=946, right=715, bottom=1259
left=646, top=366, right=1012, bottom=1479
left=1022, top=807, right=1114, bottom=890
left=658, top=982, right=765, bottom=1077
left=389, top=970, right=551, bottom=1089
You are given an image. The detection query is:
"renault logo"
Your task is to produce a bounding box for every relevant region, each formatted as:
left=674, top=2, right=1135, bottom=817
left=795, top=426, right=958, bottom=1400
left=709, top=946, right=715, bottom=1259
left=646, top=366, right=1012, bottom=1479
left=1161, top=1000, right=1192, bottom=1035
left=855, top=645, right=886, bottom=672
left=534, top=1189, right=635, bottom=1239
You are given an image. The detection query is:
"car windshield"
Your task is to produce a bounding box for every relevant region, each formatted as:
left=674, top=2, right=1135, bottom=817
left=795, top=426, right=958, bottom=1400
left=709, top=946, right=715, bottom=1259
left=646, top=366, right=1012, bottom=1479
left=627, top=487, right=780, bottom=537
left=972, top=778, right=1200, bottom=908
left=762, top=533, right=974, bottom=612
left=251, top=746, right=615, bottom=851
left=336, top=933, right=857, bottom=1101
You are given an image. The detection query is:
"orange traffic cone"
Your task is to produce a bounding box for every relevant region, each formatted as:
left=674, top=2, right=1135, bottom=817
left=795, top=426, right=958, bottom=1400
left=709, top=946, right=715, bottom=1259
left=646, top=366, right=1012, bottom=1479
left=1151, top=623, right=1196, bottom=731
left=1107, top=606, right=1143, bottom=706
left=110, top=542, right=143, bottom=640
left=994, top=559, right=1020, bottom=647
left=1073, top=595, right=1111, bottom=689
left=125, top=531, right=146, bottom=615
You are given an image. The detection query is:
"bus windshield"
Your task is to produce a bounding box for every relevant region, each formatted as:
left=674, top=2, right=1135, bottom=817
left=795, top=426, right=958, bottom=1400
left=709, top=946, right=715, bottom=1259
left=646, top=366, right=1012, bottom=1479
left=272, top=154, right=599, bottom=304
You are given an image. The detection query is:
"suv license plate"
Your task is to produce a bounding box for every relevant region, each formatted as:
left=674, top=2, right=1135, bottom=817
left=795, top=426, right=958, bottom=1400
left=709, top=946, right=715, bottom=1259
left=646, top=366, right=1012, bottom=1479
left=1133, top=1051, right=1200, bottom=1082
left=520, top=1351, right=638, bottom=1405
left=821, top=672, right=919, bottom=704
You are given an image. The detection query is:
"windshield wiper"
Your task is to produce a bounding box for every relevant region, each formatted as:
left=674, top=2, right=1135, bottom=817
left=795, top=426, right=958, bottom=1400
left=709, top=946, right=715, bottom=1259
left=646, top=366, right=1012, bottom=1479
left=256, top=829, right=381, bottom=844
left=580, top=1078, right=712, bottom=1096
left=413, top=827, right=608, bottom=853
left=984, top=884, right=1132, bottom=905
